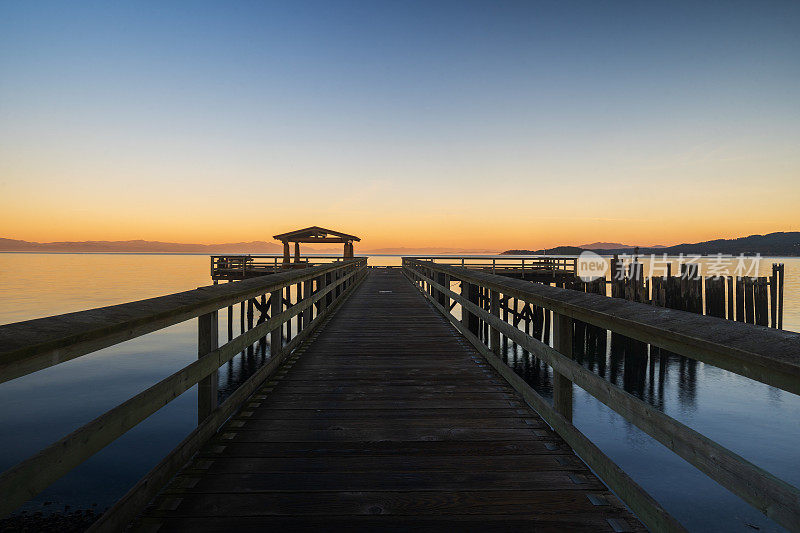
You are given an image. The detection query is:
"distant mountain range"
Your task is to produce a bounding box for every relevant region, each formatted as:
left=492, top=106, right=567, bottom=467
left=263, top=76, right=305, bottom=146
left=577, top=242, right=666, bottom=250
left=504, top=232, right=800, bottom=257
left=0, top=238, right=289, bottom=253
left=365, top=246, right=496, bottom=254
left=0, top=238, right=494, bottom=255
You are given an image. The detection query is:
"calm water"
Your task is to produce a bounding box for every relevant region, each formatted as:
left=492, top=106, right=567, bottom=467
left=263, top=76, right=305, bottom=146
left=0, top=253, right=798, bottom=531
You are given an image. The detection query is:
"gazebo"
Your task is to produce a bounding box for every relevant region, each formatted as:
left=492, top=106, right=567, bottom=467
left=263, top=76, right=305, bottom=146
left=273, top=226, right=360, bottom=265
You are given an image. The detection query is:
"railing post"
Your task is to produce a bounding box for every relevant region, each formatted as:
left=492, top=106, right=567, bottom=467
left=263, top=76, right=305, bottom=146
left=197, top=311, right=218, bottom=424
left=296, top=282, right=303, bottom=329
left=490, top=289, right=501, bottom=354
left=285, top=286, right=292, bottom=339
left=438, top=272, right=450, bottom=310
left=227, top=300, right=233, bottom=342
left=461, top=280, right=480, bottom=336
left=553, top=312, right=574, bottom=422
left=323, top=272, right=331, bottom=310
left=303, top=279, right=312, bottom=328
left=271, top=287, right=283, bottom=356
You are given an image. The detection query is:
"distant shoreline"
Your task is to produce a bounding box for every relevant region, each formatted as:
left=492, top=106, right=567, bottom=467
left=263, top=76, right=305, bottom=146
left=502, top=231, right=800, bottom=258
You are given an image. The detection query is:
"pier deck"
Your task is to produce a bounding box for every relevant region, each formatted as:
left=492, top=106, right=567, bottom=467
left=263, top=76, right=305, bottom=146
left=137, top=270, right=643, bottom=531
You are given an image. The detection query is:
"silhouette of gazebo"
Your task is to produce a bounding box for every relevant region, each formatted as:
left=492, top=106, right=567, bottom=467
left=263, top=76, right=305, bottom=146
left=273, top=226, right=360, bottom=265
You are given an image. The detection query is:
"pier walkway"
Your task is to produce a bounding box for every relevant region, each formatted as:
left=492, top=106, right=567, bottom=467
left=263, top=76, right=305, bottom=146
left=4, top=257, right=798, bottom=531
left=136, top=269, right=642, bottom=531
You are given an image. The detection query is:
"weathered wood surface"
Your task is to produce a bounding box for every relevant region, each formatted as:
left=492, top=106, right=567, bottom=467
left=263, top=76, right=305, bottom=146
left=409, top=265, right=800, bottom=531
left=135, top=269, right=644, bottom=532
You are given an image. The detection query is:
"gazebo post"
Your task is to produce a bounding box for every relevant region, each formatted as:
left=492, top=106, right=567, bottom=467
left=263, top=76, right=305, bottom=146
left=294, top=242, right=301, bottom=263
left=282, top=242, right=290, bottom=265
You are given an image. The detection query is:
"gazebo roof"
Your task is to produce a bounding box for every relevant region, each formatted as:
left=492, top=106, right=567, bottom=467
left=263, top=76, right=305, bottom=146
left=272, top=226, right=360, bottom=243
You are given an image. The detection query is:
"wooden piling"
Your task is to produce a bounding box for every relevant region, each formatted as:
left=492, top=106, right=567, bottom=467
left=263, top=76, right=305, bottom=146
left=197, top=311, right=218, bottom=423
left=270, top=288, right=283, bottom=355
left=553, top=312, right=574, bottom=422
left=755, top=277, right=769, bottom=326
left=778, top=264, right=785, bottom=330
left=744, top=278, right=755, bottom=324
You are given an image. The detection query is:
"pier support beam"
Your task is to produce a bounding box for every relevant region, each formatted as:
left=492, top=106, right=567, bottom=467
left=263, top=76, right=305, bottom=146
left=270, top=288, right=283, bottom=356
left=553, top=312, right=574, bottom=422
left=461, top=281, right=480, bottom=336
left=303, top=280, right=313, bottom=328
left=197, top=311, right=218, bottom=423
left=490, top=289, right=501, bottom=354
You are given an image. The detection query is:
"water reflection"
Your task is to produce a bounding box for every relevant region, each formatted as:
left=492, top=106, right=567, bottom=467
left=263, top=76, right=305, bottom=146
left=502, top=313, right=704, bottom=414
left=495, top=302, right=799, bottom=531
left=218, top=341, right=272, bottom=402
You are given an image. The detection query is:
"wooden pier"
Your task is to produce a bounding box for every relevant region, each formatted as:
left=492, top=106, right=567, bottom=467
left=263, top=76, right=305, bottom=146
left=211, top=255, right=579, bottom=283
left=135, top=269, right=643, bottom=531
left=0, top=258, right=799, bottom=531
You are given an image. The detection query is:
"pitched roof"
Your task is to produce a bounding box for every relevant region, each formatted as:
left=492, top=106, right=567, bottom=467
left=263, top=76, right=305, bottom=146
left=272, top=226, right=361, bottom=242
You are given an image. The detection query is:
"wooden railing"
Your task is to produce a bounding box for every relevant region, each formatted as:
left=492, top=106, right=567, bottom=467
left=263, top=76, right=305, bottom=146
left=407, top=255, right=577, bottom=276
left=403, top=258, right=800, bottom=532
left=210, top=254, right=344, bottom=279
left=0, top=259, right=368, bottom=528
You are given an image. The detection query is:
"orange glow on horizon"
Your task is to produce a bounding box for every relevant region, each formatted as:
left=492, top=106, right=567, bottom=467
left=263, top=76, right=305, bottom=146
left=2, top=210, right=796, bottom=252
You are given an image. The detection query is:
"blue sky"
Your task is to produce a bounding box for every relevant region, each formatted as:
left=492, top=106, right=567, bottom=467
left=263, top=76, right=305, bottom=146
left=1, top=1, right=798, bottom=248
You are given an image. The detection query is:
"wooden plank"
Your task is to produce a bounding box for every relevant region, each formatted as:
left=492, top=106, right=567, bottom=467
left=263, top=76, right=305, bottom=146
left=184, top=455, right=585, bottom=474
left=163, top=471, right=607, bottom=493
left=144, top=490, right=637, bottom=517
left=135, top=515, right=639, bottom=533
left=196, top=440, right=574, bottom=458
left=215, top=417, right=544, bottom=430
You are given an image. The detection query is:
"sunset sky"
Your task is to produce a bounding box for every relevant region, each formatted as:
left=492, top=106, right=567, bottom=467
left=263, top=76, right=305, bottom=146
left=1, top=1, right=798, bottom=251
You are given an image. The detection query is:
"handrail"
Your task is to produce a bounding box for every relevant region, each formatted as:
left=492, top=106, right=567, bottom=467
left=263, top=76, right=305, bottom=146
left=403, top=258, right=800, bottom=532
left=210, top=255, right=346, bottom=280
left=0, top=259, right=368, bottom=519
left=0, top=261, right=355, bottom=384
left=407, top=260, right=800, bottom=394
left=406, top=256, right=578, bottom=275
